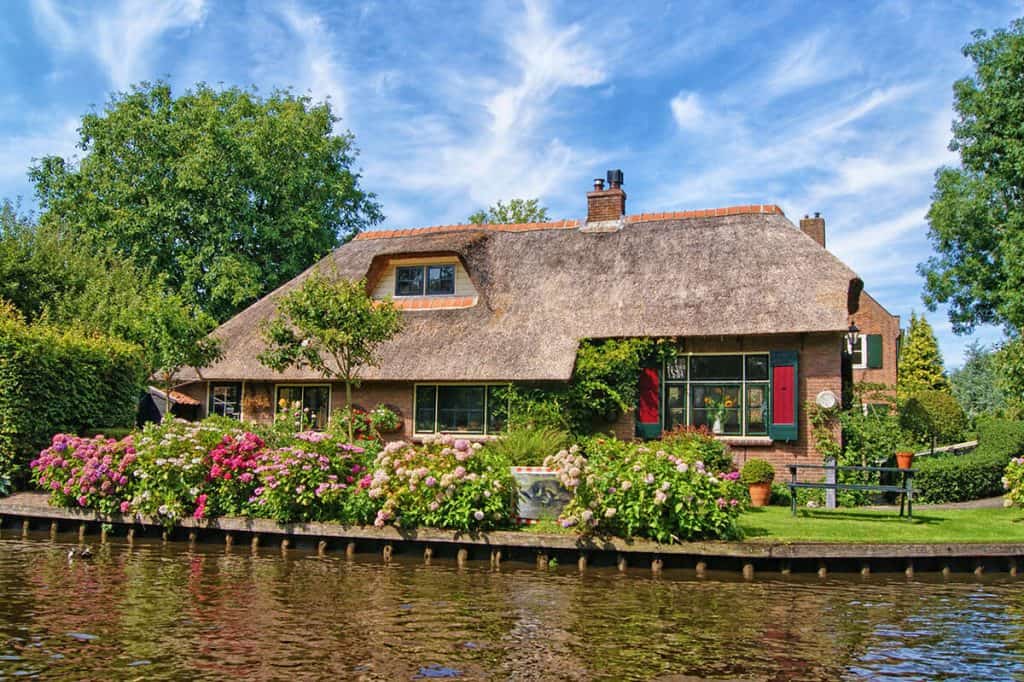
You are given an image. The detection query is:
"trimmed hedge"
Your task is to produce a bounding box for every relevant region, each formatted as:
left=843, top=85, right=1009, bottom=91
left=915, top=418, right=1024, bottom=503
left=0, top=312, right=145, bottom=484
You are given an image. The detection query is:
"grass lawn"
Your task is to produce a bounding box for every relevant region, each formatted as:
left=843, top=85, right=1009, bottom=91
left=741, top=505, right=1024, bottom=544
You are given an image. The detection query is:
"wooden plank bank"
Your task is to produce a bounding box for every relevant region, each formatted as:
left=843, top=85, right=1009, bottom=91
left=1, top=493, right=1021, bottom=578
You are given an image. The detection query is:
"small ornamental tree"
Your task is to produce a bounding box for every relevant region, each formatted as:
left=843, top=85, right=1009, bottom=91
left=898, top=313, right=950, bottom=400
left=258, top=270, right=403, bottom=441
left=900, top=390, right=969, bottom=453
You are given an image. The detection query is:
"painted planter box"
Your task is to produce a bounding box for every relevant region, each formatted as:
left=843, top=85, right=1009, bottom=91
left=511, top=466, right=572, bottom=522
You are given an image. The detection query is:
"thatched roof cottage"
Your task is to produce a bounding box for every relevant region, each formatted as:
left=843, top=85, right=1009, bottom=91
left=176, top=171, right=899, bottom=472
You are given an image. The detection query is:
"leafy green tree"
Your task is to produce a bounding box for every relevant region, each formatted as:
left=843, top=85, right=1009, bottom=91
left=995, top=336, right=1024, bottom=416
left=898, top=313, right=950, bottom=399
left=900, top=390, right=969, bottom=452
left=950, top=341, right=1007, bottom=420
left=258, top=270, right=403, bottom=441
left=919, top=19, right=1024, bottom=334
left=30, top=80, right=382, bottom=322
left=468, top=198, right=549, bottom=225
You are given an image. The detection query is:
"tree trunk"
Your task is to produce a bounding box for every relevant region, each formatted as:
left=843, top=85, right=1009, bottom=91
left=345, top=380, right=353, bottom=442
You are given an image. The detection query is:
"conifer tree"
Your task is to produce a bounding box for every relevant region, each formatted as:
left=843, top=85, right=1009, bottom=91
left=898, top=313, right=950, bottom=399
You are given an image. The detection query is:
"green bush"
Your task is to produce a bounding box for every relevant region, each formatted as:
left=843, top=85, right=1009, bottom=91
left=0, top=307, right=145, bottom=484
left=482, top=427, right=569, bottom=466
left=900, top=390, right=968, bottom=449
left=740, top=458, right=775, bottom=485
left=658, top=426, right=734, bottom=473
left=915, top=418, right=1024, bottom=503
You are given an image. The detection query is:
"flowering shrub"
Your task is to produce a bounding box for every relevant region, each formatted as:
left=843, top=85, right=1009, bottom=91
left=205, top=431, right=266, bottom=516
left=367, top=435, right=517, bottom=531
left=31, top=434, right=136, bottom=514
left=252, top=442, right=375, bottom=523
left=1004, top=457, right=1024, bottom=508
left=126, top=420, right=231, bottom=525
left=658, top=426, right=734, bottom=473
left=547, top=437, right=745, bottom=542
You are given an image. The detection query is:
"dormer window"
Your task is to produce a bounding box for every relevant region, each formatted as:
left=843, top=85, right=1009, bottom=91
left=395, top=264, right=455, bottom=296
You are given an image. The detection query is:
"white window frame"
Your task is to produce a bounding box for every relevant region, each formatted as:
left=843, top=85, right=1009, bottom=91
left=274, top=384, right=332, bottom=430
left=661, top=352, right=771, bottom=437
left=847, top=333, right=868, bottom=369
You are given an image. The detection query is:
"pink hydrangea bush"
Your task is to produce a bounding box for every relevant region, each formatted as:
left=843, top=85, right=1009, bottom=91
left=205, top=431, right=266, bottom=516
left=366, top=435, right=517, bottom=531
left=547, top=436, right=745, bottom=542
left=251, top=442, right=375, bottom=523
left=1004, top=457, right=1024, bottom=508
left=31, top=434, right=136, bottom=515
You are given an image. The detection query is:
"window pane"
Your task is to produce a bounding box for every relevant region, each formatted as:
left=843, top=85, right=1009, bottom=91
left=303, top=386, right=330, bottom=430
left=395, top=266, right=424, bottom=296
left=689, top=355, right=743, bottom=381
left=745, top=355, right=769, bottom=381
left=276, top=386, right=303, bottom=413
left=665, top=384, right=686, bottom=431
left=664, top=358, right=687, bottom=381
left=486, top=385, right=507, bottom=434
left=415, top=386, right=437, bottom=432
left=690, top=384, right=741, bottom=435
left=437, top=386, right=485, bottom=433
left=209, top=383, right=241, bottom=419
left=746, top=383, right=768, bottom=435
left=849, top=336, right=864, bottom=366
left=426, top=265, right=455, bottom=295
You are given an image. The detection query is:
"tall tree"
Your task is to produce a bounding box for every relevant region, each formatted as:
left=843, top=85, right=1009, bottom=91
left=950, top=341, right=1006, bottom=420
left=30, top=80, right=382, bottom=322
left=258, top=269, right=403, bottom=441
left=898, top=313, right=950, bottom=399
left=919, top=20, right=1024, bottom=333
left=468, top=198, right=549, bottom=225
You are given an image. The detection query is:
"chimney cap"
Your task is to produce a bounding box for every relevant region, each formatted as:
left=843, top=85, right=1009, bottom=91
left=606, top=169, right=624, bottom=189
left=593, top=178, right=605, bottom=191
left=814, top=211, right=821, bottom=218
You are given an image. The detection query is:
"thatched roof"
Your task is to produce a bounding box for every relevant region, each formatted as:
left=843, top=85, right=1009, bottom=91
left=181, top=205, right=862, bottom=383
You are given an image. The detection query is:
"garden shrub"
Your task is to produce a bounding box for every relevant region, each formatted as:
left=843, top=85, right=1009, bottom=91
left=482, top=426, right=569, bottom=466
left=0, top=307, right=145, bottom=484
left=1004, top=456, right=1024, bottom=507
left=658, top=426, right=733, bottom=473
left=740, top=459, right=775, bottom=485
left=547, top=437, right=744, bottom=542
left=914, top=420, right=1024, bottom=503
left=252, top=438, right=376, bottom=523
left=31, top=433, right=136, bottom=514
left=900, top=390, right=968, bottom=450
left=367, top=435, right=517, bottom=531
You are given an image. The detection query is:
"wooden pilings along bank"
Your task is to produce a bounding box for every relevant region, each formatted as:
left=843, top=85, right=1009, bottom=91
left=1, top=494, right=1022, bottom=578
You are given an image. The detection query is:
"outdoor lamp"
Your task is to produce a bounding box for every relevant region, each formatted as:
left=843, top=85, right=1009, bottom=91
left=846, top=322, right=860, bottom=351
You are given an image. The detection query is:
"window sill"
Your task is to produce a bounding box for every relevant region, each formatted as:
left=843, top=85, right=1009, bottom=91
left=716, top=436, right=773, bottom=447
left=412, top=433, right=498, bottom=444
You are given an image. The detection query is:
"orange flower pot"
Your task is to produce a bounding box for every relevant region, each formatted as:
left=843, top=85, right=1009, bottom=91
left=748, top=482, right=772, bottom=507
left=896, top=451, right=915, bottom=470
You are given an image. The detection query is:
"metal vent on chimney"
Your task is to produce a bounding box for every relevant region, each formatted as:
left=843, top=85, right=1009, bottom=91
left=607, top=169, right=623, bottom=188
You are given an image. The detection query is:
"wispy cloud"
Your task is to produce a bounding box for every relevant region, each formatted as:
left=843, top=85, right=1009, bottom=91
left=0, top=116, right=79, bottom=192
left=275, top=2, right=347, bottom=123
left=670, top=92, right=705, bottom=130
left=766, top=32, right=860, bottom=97
left=30, top=0, right=207, bottom=89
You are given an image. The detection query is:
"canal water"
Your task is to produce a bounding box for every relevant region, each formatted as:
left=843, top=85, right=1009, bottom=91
left=0, top=535, right=1022, bottom=680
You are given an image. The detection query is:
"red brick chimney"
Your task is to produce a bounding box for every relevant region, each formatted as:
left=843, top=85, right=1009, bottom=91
left=799, top=212, right=826, bottom=248
left=587, top=170, right=626, bottom=224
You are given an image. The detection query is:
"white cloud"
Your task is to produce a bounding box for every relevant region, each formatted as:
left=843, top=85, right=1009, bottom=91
left=31, top=0, right=207, bottom=89
left=0, top=116, right=79, bottom=190
left=766, top=32, right=859, bottom=97
left=276, top=2, right=347, bottom=123
left=670, top=92, right=705, bottom=130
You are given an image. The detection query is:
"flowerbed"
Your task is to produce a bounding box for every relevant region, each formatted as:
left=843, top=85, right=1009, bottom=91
left=29, top=419, right=746, bottom=542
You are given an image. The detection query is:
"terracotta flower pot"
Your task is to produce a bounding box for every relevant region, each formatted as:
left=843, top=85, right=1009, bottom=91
left=748, top=482, right=772, bottom=507
left=896, top=450, right=915, bottom=470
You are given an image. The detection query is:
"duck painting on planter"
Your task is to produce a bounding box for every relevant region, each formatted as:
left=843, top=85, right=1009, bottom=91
left=512, top=467, right=573, bottom=522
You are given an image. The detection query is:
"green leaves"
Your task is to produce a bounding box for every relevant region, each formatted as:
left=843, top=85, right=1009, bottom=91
left=467, top=198, right=549, bottom=225
left=29, top=80, right=382, bottom=322
left=898, top=313, right=950, bottom=400
left=920, top=19, right=1024, bottom=333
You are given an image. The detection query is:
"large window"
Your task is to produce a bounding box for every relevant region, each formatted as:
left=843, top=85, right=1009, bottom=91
left=395, top=264, right=456, bottom=296
left=275, top=385, right=330, bottom=430
left=663, top=354, right=769, bottom=436
left=414, top=385, right=506, bottom=435
left=209, top=383, right=242, bottom=420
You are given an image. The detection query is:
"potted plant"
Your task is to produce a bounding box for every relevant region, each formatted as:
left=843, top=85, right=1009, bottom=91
left=895, top=441, right=917, bottom=470
left=740, top=458, right=775, bottom=507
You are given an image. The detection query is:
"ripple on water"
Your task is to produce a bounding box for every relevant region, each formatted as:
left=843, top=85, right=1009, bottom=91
left=0, top=537, right=1023, bottom=680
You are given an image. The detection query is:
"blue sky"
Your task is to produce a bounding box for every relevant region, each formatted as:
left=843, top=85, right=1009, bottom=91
left=1, top=0, right=1021, bottom=367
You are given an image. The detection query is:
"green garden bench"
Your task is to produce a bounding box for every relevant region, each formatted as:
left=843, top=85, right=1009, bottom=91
left=787, top=464, right=915, bottom=518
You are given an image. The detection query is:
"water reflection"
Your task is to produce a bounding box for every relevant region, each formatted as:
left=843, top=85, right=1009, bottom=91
left=1, top=535, right=1022, bottom=680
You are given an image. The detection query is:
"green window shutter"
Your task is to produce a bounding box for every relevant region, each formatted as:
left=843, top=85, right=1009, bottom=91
left=866, top=334, right=883, bottom=369
left=769, top=350, right=799, bottom=442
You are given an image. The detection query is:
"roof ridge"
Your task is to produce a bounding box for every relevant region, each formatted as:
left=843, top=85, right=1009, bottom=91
left=353, top=204, right=784, bottom=241
left=354, top=219, right=580, bottom=241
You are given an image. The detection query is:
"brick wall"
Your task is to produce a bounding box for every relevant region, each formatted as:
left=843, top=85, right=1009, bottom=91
left=586, top=187, right=626, bottom=222
left=851, top=291, right=900, bottom=388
